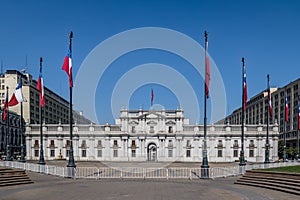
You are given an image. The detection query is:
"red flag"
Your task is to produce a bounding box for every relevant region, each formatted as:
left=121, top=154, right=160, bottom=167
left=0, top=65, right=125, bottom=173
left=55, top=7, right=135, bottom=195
left=151, top=89, right=154, bottom=106
left=285, top=96, right=289, bottom=122
left=205, top=54, right=210, bottom=98
left=37, top=64, right=45, bottom=107
left=2, top=91, right=8, bottom=121
left=204, top=32, right=210, bottom=99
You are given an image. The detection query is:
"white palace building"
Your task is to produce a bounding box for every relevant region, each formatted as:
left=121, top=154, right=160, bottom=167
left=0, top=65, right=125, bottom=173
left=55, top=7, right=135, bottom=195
left=25, top=109, right=279, bottom=163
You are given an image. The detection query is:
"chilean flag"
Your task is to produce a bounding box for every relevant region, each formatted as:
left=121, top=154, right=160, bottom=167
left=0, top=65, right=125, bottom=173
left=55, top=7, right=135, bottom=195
left=62, top=49, right=73, bottom=88
left=204, top=32, right=210, bottom=99
left=243, top=71, right=248, bottom=110
left=37, top=66, right=45, bottom=107
left=285, top=96, right=289, bottom=122
left=8, top=82, right=25, bottom=107
left=267, top=85, right=272, bottom=117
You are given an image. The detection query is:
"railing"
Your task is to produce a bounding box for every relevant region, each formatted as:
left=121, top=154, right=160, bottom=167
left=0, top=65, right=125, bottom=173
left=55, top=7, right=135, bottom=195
left=0, top=161, right=67, bottom=178
left=0, top=161, right=299, bottom=179
left=74, top=167, right=203, bottom=179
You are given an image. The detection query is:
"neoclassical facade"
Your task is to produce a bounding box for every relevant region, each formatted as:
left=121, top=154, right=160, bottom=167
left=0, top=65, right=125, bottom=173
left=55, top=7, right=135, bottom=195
left=25, top=109, right=279, bottom=163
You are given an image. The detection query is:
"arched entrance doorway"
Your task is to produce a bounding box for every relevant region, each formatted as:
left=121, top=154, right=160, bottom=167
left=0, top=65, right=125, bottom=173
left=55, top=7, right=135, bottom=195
left=147, top=143, right=157, bottom=162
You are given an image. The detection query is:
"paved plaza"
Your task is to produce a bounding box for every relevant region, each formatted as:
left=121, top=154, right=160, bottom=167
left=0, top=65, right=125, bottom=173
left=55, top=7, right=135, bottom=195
left=0, top=169, right=298, bottom=200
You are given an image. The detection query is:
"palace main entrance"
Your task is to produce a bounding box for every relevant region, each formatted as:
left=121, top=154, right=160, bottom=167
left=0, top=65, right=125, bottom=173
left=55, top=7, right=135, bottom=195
left=147, top=143, right=157, bottom=162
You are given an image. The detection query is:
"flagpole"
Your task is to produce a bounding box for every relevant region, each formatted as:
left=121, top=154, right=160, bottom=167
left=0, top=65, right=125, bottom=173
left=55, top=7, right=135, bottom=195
left=283, top=89, right=287, bottom=162
left=239, top=57, right=246, bottom=166
left=67, top=31, right=76, bottom=168
left=264, top=74, right=270, bottom=164
left=201, top=31, right=209, bottom=178
left=297, top=100, right=299, bottom=161
left=19, top=101, right=25, bottom=162
left=38, top=57, right=45, bottom=165
left=5, top=86, right=12, bottom=161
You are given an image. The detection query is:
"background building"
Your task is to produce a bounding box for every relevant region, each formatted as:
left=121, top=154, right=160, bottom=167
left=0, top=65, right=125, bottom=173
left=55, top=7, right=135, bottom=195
left=0, top=109, right=25, bottom=160
left=0, top=70, right=91, bottom=125
left=25, top=108, right=279, bottom=162
left=220, top=77, right=300, bottom=152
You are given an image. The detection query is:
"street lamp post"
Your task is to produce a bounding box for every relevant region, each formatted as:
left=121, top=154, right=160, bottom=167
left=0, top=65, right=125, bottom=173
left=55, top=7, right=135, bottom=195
left=264, top=74, right=270, bottom=164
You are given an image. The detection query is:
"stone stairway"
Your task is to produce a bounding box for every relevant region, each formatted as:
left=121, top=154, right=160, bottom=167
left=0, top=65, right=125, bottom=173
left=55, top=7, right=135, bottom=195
left=0, top=166, right=33, bottom=187
left=235, top=170, right=300, bottom=196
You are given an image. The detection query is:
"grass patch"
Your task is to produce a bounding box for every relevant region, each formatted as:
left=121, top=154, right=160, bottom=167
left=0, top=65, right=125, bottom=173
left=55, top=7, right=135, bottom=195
left=260, top=165, right=300, bottom=173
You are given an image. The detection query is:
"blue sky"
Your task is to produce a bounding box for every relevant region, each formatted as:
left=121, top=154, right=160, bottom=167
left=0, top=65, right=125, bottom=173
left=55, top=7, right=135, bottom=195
left=1, top=0, right=300, bottom=124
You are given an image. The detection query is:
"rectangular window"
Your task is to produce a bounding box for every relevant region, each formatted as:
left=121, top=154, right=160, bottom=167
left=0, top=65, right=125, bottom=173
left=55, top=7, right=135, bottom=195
left=150, top=126, right=154, bottom=133
left=114, top=140, right=118, bottom=147
left=186, top=149, right=191, bottom=157
left=82, top=149, right=87, bottom=157
left=218, top=140, right=223, bottom=147
left=234, top=150, right=238, bottom=157
left=50, top=140, right=55, bottom=148
left=218, top=149, right=223, bottom=157
left=131, top=126, right=136, bottom=133
left=131, top=140, right=136, bottom=148
left=132, top=149, right=136, bottom=157
left=113, top=149, right=118, bottom=157
left=66, top=140, right=70, bottom=147
left=34, top=140, right=39, bottom=148
left=50, top=149, right=55, bottom=157
left=233, top=140, right=238, bottom=147
left=249, top=149, right=254, bottom=157
left=98, top=140, right=102, bottom=147
left=97, top=149, right=102, bottom=157
left=66, top=150, right=70, bottom=157
left=168, top=149, right=173, bottom=157
left=82, top=140, right=86, bottom=148
left=186, top=140, right=191, bottom=147
left=34, top=149, right=39, bottom=157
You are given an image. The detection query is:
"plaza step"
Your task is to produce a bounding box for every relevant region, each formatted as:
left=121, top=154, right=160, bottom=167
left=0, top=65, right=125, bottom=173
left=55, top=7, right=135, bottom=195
left=0, top=167, right=33, bottom=187
left=235, top=170, right=300, bottom=196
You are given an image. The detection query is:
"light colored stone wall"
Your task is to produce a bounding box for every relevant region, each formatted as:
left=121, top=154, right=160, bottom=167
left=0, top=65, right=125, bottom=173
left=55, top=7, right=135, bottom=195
left=25, top=113, right=279, bottom=163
